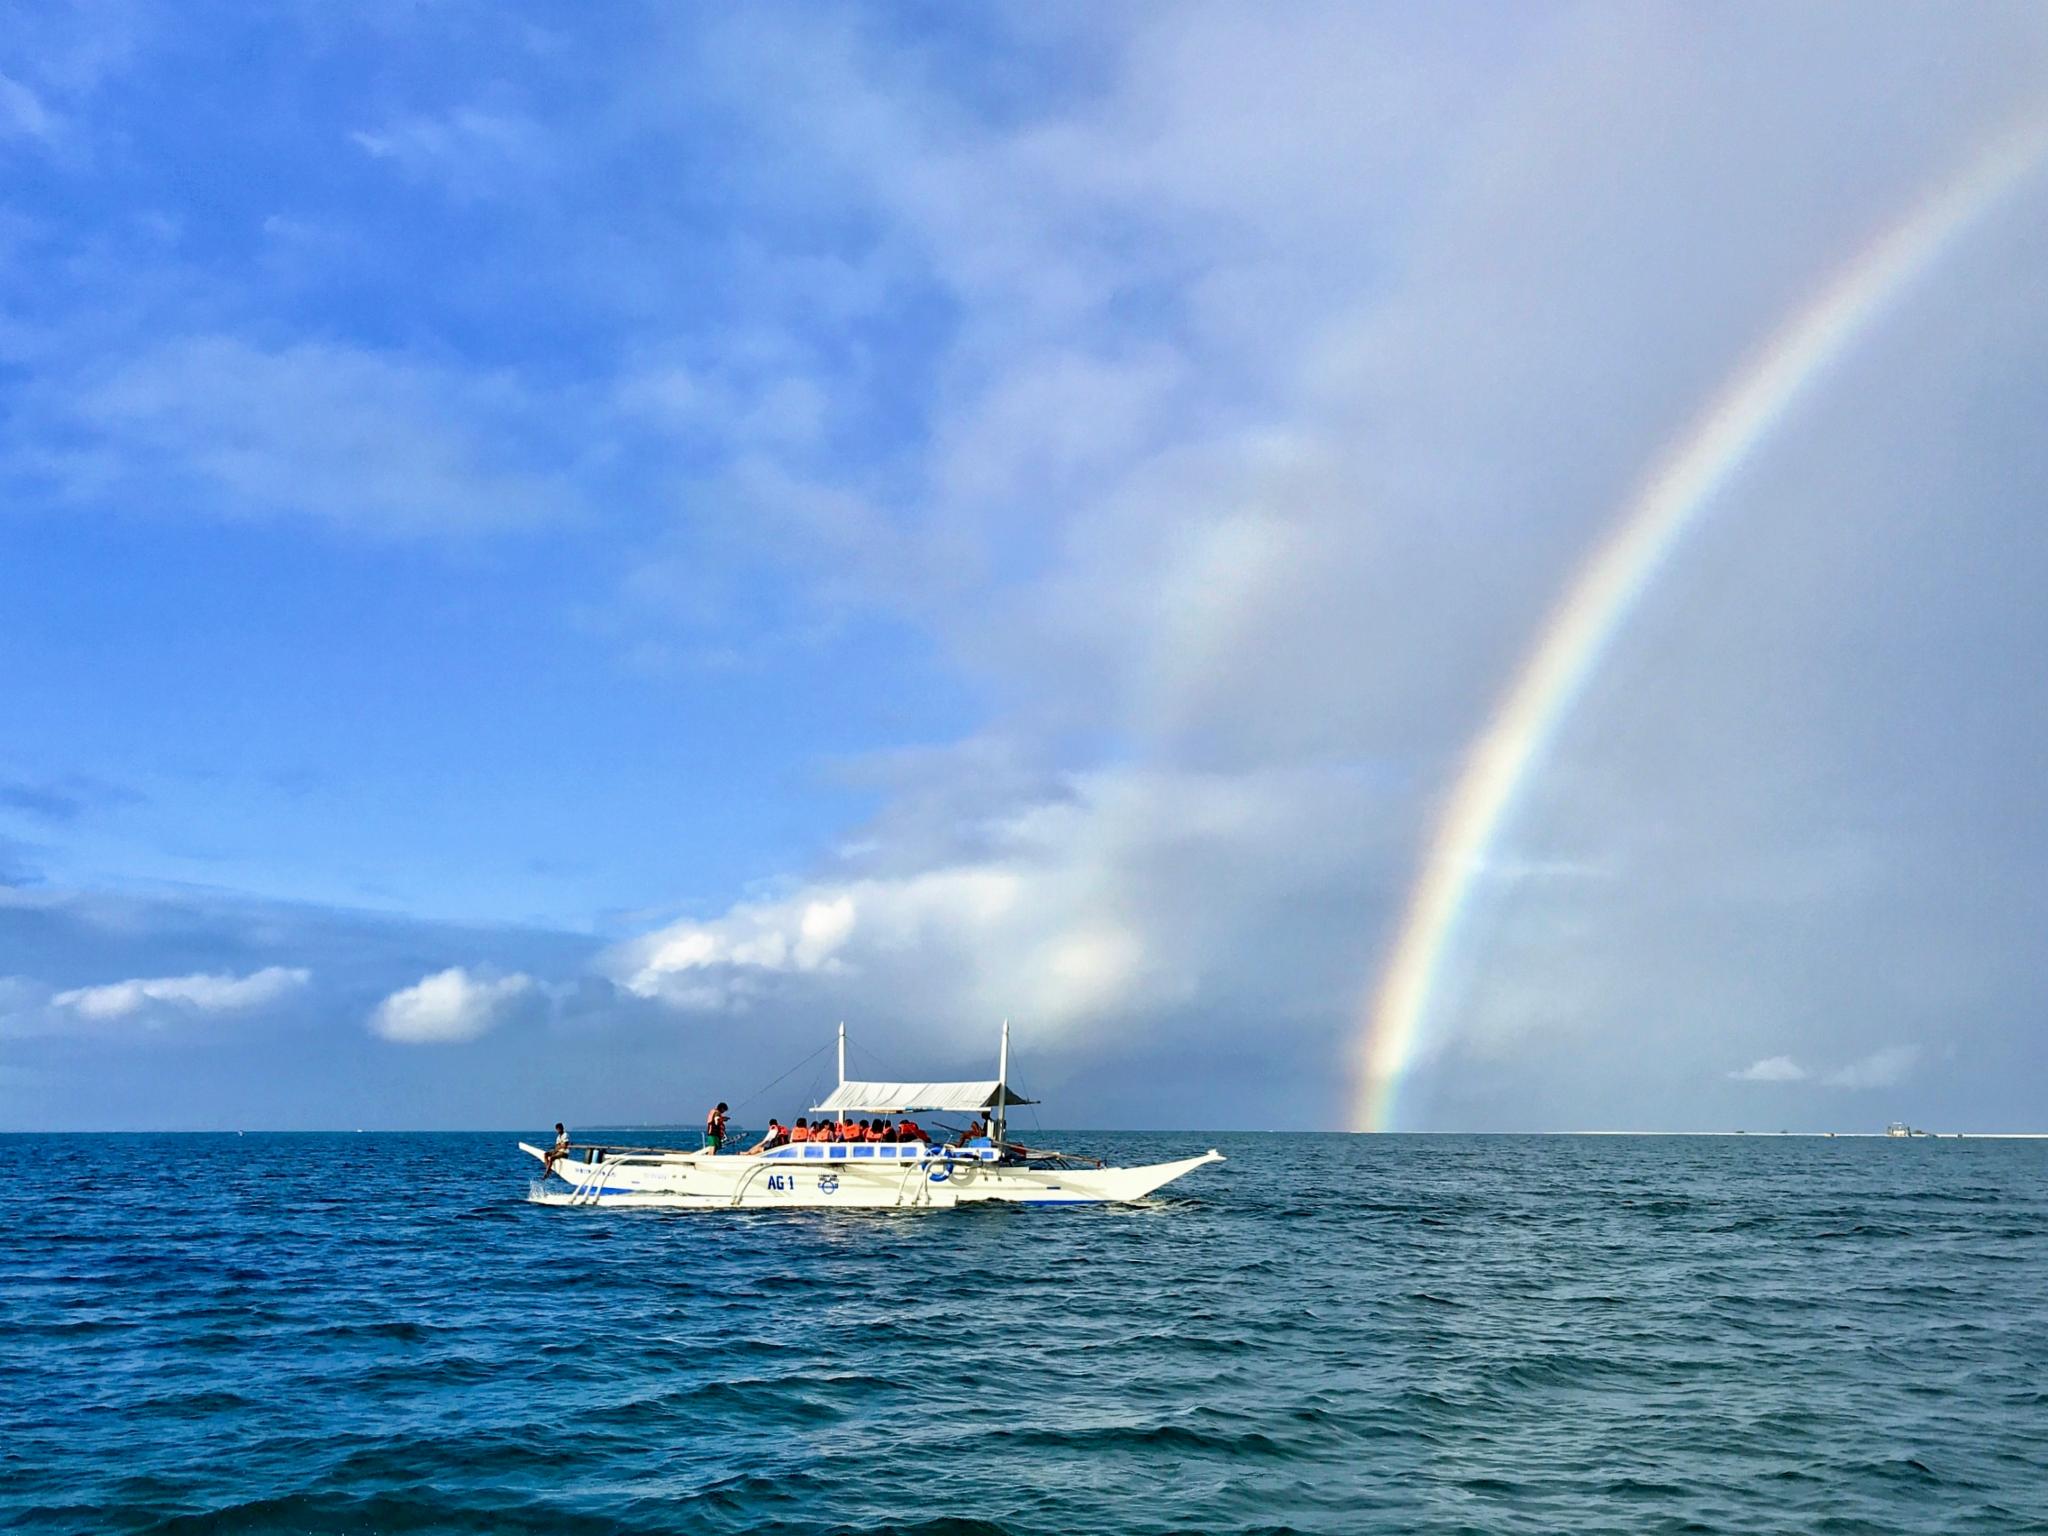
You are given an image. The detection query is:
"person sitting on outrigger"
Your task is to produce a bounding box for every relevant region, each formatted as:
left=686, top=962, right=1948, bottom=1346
left=704, top=1102, right=729, bottom=1153
left=542, top=1122, right=569, bottom=1177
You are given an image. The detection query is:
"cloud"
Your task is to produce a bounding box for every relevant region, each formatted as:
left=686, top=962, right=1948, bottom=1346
left=586, top=5, right=2048, bottom=1130
left=609, top=761, right=1391, bottom=1036
left=349, top=108, right=553, bottom=200
left=14, top=335, right=580, bottom=536
left=0, top=72, right=54, bottom=142
left=50, top=965, right=309, bottom=1020
left=0, top=774, right=141, bottom=824
left=5, top=7, right=2046, bottom=1131
left=370, top=966, right=533, bottom=1044
left=1729, top=1055, right=1808, bottom=1083
left=0, top=834, right=39, bottom=888
left=0, top=780, right=91, bottom=822
left=1821, top=1045, right=1920, bottom=1091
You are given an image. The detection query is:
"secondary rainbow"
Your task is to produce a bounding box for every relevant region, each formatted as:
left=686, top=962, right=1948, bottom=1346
left=1352, top=115, right=2048, bottom=1132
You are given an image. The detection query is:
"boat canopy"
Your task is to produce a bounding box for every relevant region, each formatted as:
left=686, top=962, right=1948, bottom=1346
left=809, top=1080, right=1037, bottom=1115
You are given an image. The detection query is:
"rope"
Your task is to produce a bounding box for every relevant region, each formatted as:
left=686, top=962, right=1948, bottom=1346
left=845, top=1032, right=895, bottom=1080
left=727, top=1040, right=836, bottom=1116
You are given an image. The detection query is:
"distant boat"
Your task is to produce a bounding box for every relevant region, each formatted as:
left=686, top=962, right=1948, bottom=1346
left=1887, top=1121, right=1933, bottom=1138
left=521, top=1021, right=1223, bottom=1210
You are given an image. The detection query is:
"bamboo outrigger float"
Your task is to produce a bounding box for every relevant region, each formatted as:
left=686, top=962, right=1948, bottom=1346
left=521, top=1022, right=1223, bottom=1209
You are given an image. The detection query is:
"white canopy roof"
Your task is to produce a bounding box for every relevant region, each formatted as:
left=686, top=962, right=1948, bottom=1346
left=809, top=1080, right=1037, bottom=1115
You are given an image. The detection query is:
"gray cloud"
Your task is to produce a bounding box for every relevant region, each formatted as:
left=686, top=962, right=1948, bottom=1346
left=588, top=5, right=2048, bottom=1128
left=1821, top=1046, right=1921, bottom=1091
left=0, top=836, right=38, bottom=888
left=0, top=774, right=141, bottom=824
left=8, top=5, right=2048, bottom=1130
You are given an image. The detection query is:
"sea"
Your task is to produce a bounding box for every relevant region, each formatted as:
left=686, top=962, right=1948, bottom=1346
left=5, top=1131, right=2047, bottom=1535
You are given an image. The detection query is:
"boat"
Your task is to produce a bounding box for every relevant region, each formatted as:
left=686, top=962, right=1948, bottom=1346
left=520, top=1022, right=1224, bottom=1209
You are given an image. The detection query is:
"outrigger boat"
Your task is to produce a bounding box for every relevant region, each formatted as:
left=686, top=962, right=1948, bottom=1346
left=520, top=1022, right=1223, bottom=1209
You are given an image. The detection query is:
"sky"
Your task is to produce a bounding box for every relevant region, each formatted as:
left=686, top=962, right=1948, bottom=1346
left=4, top=2, right=2048, bottom=1132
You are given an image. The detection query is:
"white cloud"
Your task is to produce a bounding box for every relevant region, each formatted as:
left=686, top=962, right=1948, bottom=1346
left=609, top=761, right=1387, bottom=1035
left=349, top=109, right=553, bottom=200
left=1729, top=1055, right=1807, bottom=1083
left=1821, top=1045, right=1920, bottom=1091
left=1725, top=1045, right=1922, bottom=1091
left=8, top=8, right=2039, bottom=1128
left=580, top=7, right=2048, bottom=1124
left=50, top=965, right=309, bottom=1021
left=370, top=967, right=533, bottom=1044
left=18, top=335, right=577, bottom=536
left=0, top=72, right=55, bottom=142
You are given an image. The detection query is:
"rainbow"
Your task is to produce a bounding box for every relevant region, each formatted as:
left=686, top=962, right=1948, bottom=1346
left=1352, top=114, right=2048, bottom=1132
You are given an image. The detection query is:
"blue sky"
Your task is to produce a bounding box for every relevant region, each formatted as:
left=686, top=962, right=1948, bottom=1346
left=5, top=3, right=2048, bottom=1131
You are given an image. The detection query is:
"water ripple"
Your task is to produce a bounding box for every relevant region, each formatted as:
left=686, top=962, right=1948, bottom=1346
left=5, top=1132, right=2048, bottom=1534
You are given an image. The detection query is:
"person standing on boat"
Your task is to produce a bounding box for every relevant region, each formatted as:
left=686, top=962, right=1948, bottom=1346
left=704, top=1102, right=729, bottom=1154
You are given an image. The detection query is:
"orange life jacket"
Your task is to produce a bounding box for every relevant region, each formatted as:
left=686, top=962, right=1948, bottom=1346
left=789, top=1125, right=809, bottom=1143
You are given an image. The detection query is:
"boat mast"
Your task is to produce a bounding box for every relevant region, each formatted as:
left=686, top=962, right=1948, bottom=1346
left=837, top=1020, right=847, bottom=1125
left=995, top=1018, right=1010, bottom=1146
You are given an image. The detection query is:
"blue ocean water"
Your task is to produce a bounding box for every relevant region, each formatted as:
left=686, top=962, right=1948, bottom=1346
left=5, top=1131, right=2047, bottom=1535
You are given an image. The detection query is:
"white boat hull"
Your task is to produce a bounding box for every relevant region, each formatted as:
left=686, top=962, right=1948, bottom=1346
left=520, top=1142, right=1222, bottom=1209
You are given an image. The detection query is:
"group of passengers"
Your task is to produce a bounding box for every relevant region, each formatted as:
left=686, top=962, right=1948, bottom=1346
left=743, top=1114, right=935, bottom=1153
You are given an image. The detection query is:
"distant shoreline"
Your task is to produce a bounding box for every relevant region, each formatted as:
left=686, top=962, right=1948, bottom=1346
left=1554, top=1130, right=2048, bottom=1139
left=4, top=1126, right=2048, bottom=1138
